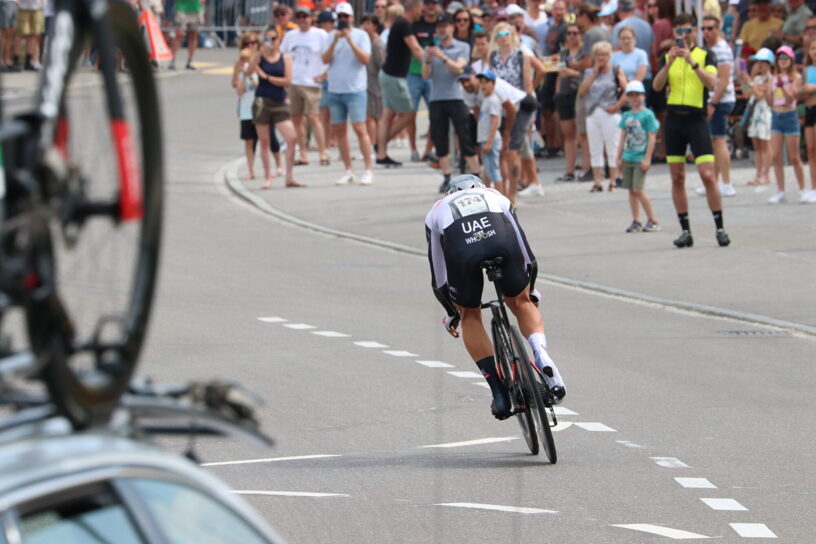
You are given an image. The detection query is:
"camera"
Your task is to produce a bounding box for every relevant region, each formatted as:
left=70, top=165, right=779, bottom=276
left=337, top=20, right=349, bottom=30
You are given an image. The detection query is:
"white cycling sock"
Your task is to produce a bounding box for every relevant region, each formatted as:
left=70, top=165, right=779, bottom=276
left=527, top=332, right=565, bottom=388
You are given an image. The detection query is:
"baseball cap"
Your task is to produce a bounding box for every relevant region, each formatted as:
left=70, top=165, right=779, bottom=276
left=435, top=13, right=454, bottom=24
left=625, top=80, right=646, bottom=94
left=492, top=7, right=509, bottom=20
left=776, top=45, right=795, bottom=59
left=476, top=69, right=497, bottom=81
left=617, top=0, right=635, bottom=11
left=599, top=1, right=617, bottom=17
left=506, top=4, right=526, bottom=17
left=316, top=10, right=335, bottom=23
left=335, top=2, right=354, bottom=16
left=446, top=1, right=465, bottom=14
left=294, top=5, right=311, bottom=15
left=750, top=47, right=775, bottom=63
left=458, top=66, right=476, bottom=80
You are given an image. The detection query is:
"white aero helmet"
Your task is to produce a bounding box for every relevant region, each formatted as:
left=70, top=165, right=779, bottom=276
left=446, top=174, right=485, bottom=195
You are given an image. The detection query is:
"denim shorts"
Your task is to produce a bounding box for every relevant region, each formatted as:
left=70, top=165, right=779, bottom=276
left=407, top=72, right=432, bottom=112
left=708, top=101, right=734, bottom=138
left=771, top=110, right=800, bottom=136
left=326, top=91, right=367, bottom=125
left=479, top=136, right=502, bottom=183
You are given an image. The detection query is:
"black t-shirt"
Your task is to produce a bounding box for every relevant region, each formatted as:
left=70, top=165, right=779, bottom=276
left=383, top=17, right=415, bottom=77
left=543, top=21, right=568, bottom=55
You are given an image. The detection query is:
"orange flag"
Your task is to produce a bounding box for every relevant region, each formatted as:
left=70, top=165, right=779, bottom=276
left=138, top=10, right=173, bottom=62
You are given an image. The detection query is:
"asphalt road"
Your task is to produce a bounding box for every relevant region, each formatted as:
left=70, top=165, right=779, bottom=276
left=9, top=48, right=814, bottom=542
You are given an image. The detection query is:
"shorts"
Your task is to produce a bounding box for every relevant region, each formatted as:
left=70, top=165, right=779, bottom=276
left=379, top=71, right=412, bottom=113
left=442, top=213, right=530, bottom=309
left=647, top=84, right=667, bottom=113
left=538, top=73, right=558, bottom=111
left=288, top=85, right=321, bottom=117
left=252, top=97, right=291, bottom=126
left=0, top=2, right=17, bottom=30
left=429, top=100, right=475, bottom=158
left=554, top=92, right=577, bottom=121
left=367, top=92, right=383, bottom=119
left=805, top=105, right=816, bottom=128
left=576, top=93, right=587, bottom=134
left=509, top=101, right=535, bottom=151
left=175, top=10, right=202, bottom=31
left=16, top=9, right=42, bottom=35
left=319, top=81, right=330, bottom=110
left=240, top=119, right=257, bottom=141
left=771, top=110, right=800, bottom=136
left=665, top=110, right=713, bottom=164
left=520, top=133, right=533, bottom=160
left=326, top=90, right=367, bottom=124
left=406, top=72, right=432, bottom=111
left=621, top=160, right=647, bottom=190
left=708, top=101, right=734, bottom=138
left=479, top=136, right=502, bottom=183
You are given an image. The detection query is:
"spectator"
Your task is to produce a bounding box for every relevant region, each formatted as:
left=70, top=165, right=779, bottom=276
left=377, top=0, right=424, bottom=168
left=616, top=80, right=660, bottom=232
left=539, top=0, right=569, bottom=159
left=280, top=7, right=329, bottom=167
left=766, top=45, right=805, bottom=203
left=648, top=0, right=675, bottom=162
left=770, top=2, right=787, bottom=21
left=422, top=13, right=480, bottom=191
left=699, top=16, right=738, bottom=197
left=613, top=0, right=654, bottom=56
left=772, top=0, right=812, bottom=49
left=361, top=14, right=386, bottom=165
left=15, top=0, right=42, bottom=71
left=251, top=26, right=303, bottom=188
left=554, top=22, right=584, bottom=181
left=652, top=13, right=728, bottom=248
left=170, top=0, right=204, bottom=70
left=705, top=0, right=723, bottom=18
left=802, top=39, right=816, bottom=202
left=745, top=48, right=774, bottom=187
left=0, top=0, right=17, bottom=71
left=315, top=10, right=336, bottom=152
left=612, top=26, right=649, bottom=83
left=470, top=7, right=485, bottom=29
left=321, top=2, right=374, bottom=186
left=525, top=0, right=550, bottom=46
left=272, top=4, right=297, bottom=38
left=374, top=0, right=387, bottom=25
left=453, top=8, right=477, bottom=47
left=475, top=71, right=504, bottom=187
left=381, top=3, right=405, bottom=54
left=234, top=34, right=262, bottom=180
left=739, top=0, right=783, bottom=53
left=578, top=40, right=627, bottom=192
left=406, top=0, right=439, bottom=164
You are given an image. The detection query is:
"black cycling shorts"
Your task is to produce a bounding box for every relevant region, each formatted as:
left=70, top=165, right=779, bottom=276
left=805, top=106, right=816, bottom=128
left=665, top=110, right=714, bottom=165
left=429, top=99, right=476, bottom=159
left=442, top=212, right=530, bottom=308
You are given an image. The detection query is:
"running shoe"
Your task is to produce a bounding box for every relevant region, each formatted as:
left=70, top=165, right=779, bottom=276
left=555, top=173, right=575, bottom=182
left=695, top=185, right=707, bottom=196
left=673, top=230, right=694, bottom=248
left=803, top=190, right=816, bottom=203
left=438, top=174, right=451, bottom=193
left=186, top=62, right=196, bottom=70
left=626, top=221, right=643, bottom=233
left=716, top=228, right=731, bottom=247
left=359, top=170, right=373, bottom=185
left=518, top=184, right=544, bottom=197
left=335, top=171, right=356, bottom=185
left=578, top=170, right=594, bottom=182
left=643, top=219, right=661, bottom=232
left=411, top=150, right=421, bottom=162
left=768, top=191, right=787, bottom=204
left=375, top=156, right=402, bottom=169
left=720, top=182, right=737, bottom=197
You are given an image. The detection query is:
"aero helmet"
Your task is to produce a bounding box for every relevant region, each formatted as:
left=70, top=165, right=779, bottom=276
left=446, top=174, right=485, bottom=195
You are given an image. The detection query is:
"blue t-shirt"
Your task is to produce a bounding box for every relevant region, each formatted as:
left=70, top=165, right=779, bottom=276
left=612, top=48, right=651, bottom=80
left=618, top=108, right=660, bottom=162
left=322, top=28, right=371, bottom=94
left=612, top=16, right=654, bottom=58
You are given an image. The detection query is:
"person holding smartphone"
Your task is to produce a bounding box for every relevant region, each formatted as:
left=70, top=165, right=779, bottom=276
left=652, top=13, right=730, bottom=249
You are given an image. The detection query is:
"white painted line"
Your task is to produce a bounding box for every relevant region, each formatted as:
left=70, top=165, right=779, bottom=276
left=730, top=523, right=777, bottom=538
left=574, top=422, right=617, bottom=432
left=651, top=457, right=690, bottom=468
left=354, top=341, right=389, bottom=348
left=282, top=323, right=316, bottom=330
left=612, top=524, right=712, bottom=539
left=551, top=421, right=573, bottom=432
left=420, top=436, right=519, bottom=449
left=257, top=316, right=287, bottom=323
left=616, top=440, right=644, bottom=448
left=201, top=454, right=341, bottom=467
left=700, top=498, right=748, bottom=511
left=675, top=477, right=717, bottom=489
left=553, top=407, right=577, bottom=416
left=447, top=371, right=484, bottom=379
left=435, top=503, right=556, bottom=515
left=415, top=360, right=455, bottom=368
left=472, top=382, right=490, bottom=389
left=383, top=350, right=419, bottom=357
left=233, top=490, right=350, bottom=498
left=311, top=331, right=351, bottom=338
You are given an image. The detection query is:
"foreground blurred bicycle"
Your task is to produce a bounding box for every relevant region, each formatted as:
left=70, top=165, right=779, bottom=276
left=0, top=0, right=162, bottom=428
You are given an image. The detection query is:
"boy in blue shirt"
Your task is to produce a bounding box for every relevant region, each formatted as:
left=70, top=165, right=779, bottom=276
left=616, top=80, right=660, bottom=233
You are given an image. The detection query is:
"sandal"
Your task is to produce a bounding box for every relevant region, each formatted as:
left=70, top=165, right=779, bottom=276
left=590, top=184, right=603, bottom=193
left=608, top=181, right=616, bottom=192
left=285, top=181, right=307, bottom=188
left=320, top=158, right=330, bottom=166
left=294, top=160, right=309, bottom=166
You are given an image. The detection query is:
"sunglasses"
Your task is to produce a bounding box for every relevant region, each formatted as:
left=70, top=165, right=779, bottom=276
left=675, top=27, right=692, bottom=34
left=274, top=12, right=287, bottom=17
left=337, top=13, right=350, bottom=19
left=456, top=17, right=470, bottom=22
left=244, top=40, right=258, bottom=45
left=566, top=30, right=579, bottom=35
left=295, top=13, right=309, bottom=18
left=496, top=30, right=511, bottom=37
left=702, top=26, right=716, bottom=31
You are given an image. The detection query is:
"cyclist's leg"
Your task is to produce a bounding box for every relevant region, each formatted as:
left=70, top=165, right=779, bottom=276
left=457, top=304, right=492, bottom=362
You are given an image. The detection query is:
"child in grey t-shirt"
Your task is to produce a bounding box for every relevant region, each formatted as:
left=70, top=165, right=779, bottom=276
left=477, top=71, right=502, bottom=187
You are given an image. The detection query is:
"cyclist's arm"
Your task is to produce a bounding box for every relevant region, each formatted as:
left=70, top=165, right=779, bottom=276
left=425, top=224, right=458, bottom=317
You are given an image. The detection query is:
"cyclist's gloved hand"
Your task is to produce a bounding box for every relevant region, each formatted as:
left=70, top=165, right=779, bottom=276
left=529, top=288, right=542, bottom=306
left=442, top=313, right=461, bottom=338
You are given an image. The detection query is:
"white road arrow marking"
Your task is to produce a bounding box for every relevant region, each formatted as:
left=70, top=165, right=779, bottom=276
left=651, top=457, right=691, bottom=468
left=551, top=421, right=573, bottom=432
left=447, top=371, right=484, bottom=379
left=730, top=523, right=777, bottom=538
left=257, top=316, right=287, bottom=323
left=283, top=323, right=316, bottom=330
left=420, top=436, right=519, bottom=448
left=675, top=477, right=717, bottom=489
left=201, top=454, right=342, bottom=467
left=354, top=341, right=389, bottom=348
left=612, top=524, right=713, bottom=539
left=700, top=498, right=748, bottom=511
left=435, top=503, right=556, bottom=514
left=383, top=350, right=419, bottom=357
left=415, top=360, right=455, bottom=368
left=311, top=331, right=351, bottom=337
left=233, top=490, right=349, bottom=498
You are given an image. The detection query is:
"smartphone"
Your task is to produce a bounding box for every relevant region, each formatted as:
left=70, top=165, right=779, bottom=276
left=433, top=36, right=440, bottom=45
left=675, top=37, right=684, bottom=48
left=337, top=19, right=349, bottom=30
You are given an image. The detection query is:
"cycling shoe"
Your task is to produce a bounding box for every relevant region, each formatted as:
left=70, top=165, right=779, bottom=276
left=491, top=389, right=512, bottom=420
left=539, top=382, right=566, bottom=406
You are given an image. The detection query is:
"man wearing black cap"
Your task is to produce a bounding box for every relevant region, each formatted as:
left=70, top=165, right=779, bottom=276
left=422, top=14, right=480, bottom=191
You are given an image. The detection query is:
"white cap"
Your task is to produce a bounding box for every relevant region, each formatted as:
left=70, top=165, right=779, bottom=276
left=335, top=2, right=354, bottom=16
left=506, top=3, right=526, bottom=16
left=624, top=80, right=646, bottom=94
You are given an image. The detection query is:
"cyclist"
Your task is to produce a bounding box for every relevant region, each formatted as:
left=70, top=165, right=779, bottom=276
left=652, top=13, right=731, bottom=248
left=425, top=174, right=566, bottom=419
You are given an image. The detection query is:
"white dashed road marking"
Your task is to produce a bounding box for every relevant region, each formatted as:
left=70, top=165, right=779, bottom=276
left=354, top=341, right=389, bottom=348
left=612, top=524, right=713, bottom=539
left=651, top=457, right=691, bottom=468
left=553, top=407, right=577, bottom=416
left=435, top=503, right=556, bottom=515
left=616, top=440, right=644, bottom=448
left=233, top=490, right=350, bottom=498
left=257, top=316, right=287, bottom=323
left=283, top=323, right=316, bottom=330
left=415, top=360, right=455, bottom=368
left=311, top=331, right=351, bottom=337
left=675, top=477, right=717, bottom=489
left=730, top=523, right=777, bottom=538
left=573, top=422, right=616, bottom=432
left=447, top=370, right=484, bottom=379
left=383, top=350, right=419, bottom=357
left=700, top=498, right=748, bottom=511
left=472, top=382, right=490, bottom=389
left=420, top=436, right=519, bottom=449
left=201, top=454, right=342, bottom=467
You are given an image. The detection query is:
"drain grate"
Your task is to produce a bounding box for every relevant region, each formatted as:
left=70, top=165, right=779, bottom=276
left=717, top=330, right=791, bottom=337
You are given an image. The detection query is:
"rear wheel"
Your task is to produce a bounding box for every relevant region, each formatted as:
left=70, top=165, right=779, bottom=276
left=26, top=1, right=163, bottom=427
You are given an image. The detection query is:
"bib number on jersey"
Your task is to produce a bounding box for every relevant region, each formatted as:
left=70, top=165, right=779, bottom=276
left=451, top=193, right=489, bottom=217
